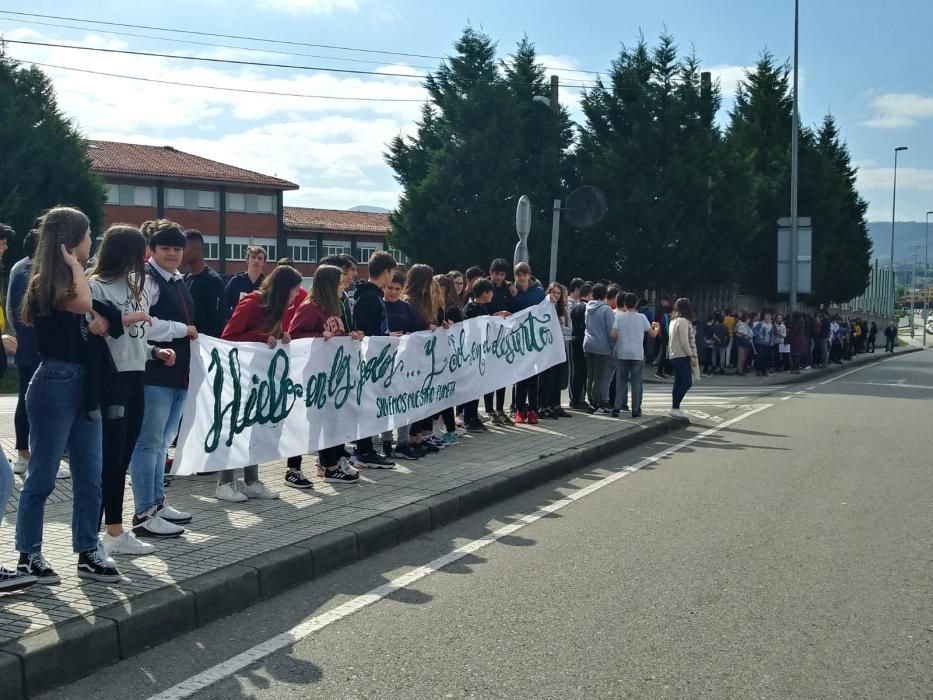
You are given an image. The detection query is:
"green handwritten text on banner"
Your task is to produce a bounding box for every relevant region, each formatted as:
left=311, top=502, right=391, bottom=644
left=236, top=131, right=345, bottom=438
left=172, top=300, right=565, bottom=474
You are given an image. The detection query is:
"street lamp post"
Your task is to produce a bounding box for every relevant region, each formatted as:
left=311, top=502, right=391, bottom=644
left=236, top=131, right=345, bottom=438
left=911, top=246, right=920, bottom=338
left=533, top=75, right=561, bottom=284
left=925, top=210, right=933, bottom=347
left=890, top=146, right=908, bottom=318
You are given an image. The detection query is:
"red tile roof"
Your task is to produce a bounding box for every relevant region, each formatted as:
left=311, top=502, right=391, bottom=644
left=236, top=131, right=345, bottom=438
left=87, top=140, right=298, bottom=190
left=284, top=206, right=390, bottom=234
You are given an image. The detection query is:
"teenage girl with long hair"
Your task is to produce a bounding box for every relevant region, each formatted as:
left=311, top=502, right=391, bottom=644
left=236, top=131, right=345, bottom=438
left=538, top=282, right=573, bottom=419
left=403, top=266, right=454, bottom=449
left=90, top=225, right=176, bottom=558
left=668, top=297, right=698, bottom=420
left=288, top=265, right=362, bottom=483
left=217, top=265, right=305, bottom=499
left=15, top=207, right=123, bottom=584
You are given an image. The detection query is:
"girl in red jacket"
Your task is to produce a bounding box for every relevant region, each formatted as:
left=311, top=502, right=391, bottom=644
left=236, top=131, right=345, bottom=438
left=288, top=264, right=362, bottom=484
left=215, top=265, right=303, bottom=502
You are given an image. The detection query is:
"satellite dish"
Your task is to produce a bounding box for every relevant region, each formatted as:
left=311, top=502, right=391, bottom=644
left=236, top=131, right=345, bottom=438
left=564, top=186, right=607, bottom=229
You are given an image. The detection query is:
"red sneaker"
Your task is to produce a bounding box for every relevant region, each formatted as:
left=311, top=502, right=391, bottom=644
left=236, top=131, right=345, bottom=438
left=527, top=410, right=538, bottom=425
left=515, top=410, right=527, bottom=424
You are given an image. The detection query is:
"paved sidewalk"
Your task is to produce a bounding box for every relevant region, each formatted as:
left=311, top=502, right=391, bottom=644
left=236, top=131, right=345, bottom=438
left=0, top=408, right=669, bottom=649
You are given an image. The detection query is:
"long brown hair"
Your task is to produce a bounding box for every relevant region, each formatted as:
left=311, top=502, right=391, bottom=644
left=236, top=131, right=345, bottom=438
left=256, top=265, right=302, bottom=335
left=435, top=274, right=460, bottom=314
left=403, top=263, right=436, bottom=326
left=90, top=225, right=147, bottom=305
left=547, top=282, right=568, bottom=320
left=23, top=206, right=90, bottom=324
left=309, top=264, right=342, bottom=318
left=673, top=297, right=694, bottom=321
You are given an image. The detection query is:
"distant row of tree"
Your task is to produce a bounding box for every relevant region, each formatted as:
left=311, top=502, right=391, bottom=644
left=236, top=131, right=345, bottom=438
left=387, top=28, right=872, bottom=304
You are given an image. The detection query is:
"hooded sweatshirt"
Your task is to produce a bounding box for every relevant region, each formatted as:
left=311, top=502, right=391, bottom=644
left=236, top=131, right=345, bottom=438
left=583, top=299, right=615, bottom=356
left=352, top=280, right=388, bottom=336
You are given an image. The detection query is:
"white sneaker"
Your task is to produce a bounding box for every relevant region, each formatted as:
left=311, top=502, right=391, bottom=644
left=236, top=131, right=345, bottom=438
left=56, top=466, right=71, bottom=479
left=215, top=482, right=248, bottom=503
left=96, top=539, right=118, bottom=567
left=13, top=456, right=27, bottom=475
left=239, top=480, right=280, bottom=500
left=133, top=513, right=184, bottom=539
left=670, top=408, right=689, bottom=420
left=102, top=531, right=155, bottom=556
left=158, top=503, right=192, bottom=524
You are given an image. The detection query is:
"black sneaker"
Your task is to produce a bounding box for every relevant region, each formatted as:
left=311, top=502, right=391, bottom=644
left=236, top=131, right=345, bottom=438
left=0, top=565, right=36, bottom=593
left=324, top=460, right=361, bottom=483
left=465, top=420, right=487, bottom=432
left=420, top=441, right=440, bottom=454
left=489, top=413, right=504, bottom=426
left=610, top=409, right=620, bottom=418
left=357, top=452, right=395, bottom=469
left=77, top=549, right=123, bottom=584
left=394, top=443, right=421, bottom=460
left=552, top=407, right=573, bottom=418
left=284, top=469, right=313, bottom=489
left=17, top=552, right=60, bottom=585
left=632, top=410, right=642, bottom=418
left=382, top=443, right=394, bottom=460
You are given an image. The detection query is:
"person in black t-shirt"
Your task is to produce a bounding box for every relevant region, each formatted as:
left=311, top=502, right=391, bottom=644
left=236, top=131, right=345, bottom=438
left=182, top=230, right=227, bottom=337
left=224, top=245, right=266, bottom=315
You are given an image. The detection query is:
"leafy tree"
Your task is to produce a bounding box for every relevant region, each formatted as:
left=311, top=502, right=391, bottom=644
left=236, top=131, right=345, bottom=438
left=0, top=48, right=105, bottom=264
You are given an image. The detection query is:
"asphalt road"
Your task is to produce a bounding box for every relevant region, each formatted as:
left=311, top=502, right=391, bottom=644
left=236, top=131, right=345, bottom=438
left=41, top=351, right=933, bottom=699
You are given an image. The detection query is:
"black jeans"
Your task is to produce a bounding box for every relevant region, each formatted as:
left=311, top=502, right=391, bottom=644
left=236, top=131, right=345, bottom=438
left=568, top=339, right=586, bottom=405
left=464, top=399, right=481, bottom=424
left=539, top=362, right=564, bottom=408
left=515, top=375, right=539, bottom=412
left=100, top=372, right=145, bottom=527
left=318, top=446, right=342, bottom=469
left=484, top=387, right=506, bottom=414
left=15, top=363, right=37, bottom=452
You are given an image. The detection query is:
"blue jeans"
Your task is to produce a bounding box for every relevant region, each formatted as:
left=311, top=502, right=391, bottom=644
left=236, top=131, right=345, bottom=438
left=129, top=385, right=186, bottom=516
left=613, top=359, right=644, bottom=412
left=671, top=357, right=693, bottom=409
left=16, top=361, right=103, bottom=554
left=0, top=449, right=12, bottom=535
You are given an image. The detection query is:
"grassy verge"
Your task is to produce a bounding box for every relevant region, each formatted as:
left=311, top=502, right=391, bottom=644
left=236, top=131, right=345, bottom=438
left=0, top=363, right=18, bottom=394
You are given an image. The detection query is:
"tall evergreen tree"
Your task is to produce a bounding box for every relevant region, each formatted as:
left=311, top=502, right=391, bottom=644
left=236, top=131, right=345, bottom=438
left=0, top=49, right=105, bottom=263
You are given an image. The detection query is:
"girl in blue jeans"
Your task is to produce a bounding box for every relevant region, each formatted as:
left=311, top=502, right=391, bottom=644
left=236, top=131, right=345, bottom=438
left=15, top=206, right=123, bottom=584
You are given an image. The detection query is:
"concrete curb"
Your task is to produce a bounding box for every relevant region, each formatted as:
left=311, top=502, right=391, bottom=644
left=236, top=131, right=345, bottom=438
left=0, top=414, right=680, bottom=697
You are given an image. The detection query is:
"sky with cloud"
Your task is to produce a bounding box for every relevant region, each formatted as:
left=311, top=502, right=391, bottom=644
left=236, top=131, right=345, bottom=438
left=1, top=0, right=931, bottom=222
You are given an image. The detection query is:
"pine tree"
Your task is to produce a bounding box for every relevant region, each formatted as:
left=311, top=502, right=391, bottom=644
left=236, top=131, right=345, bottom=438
left=0, top=49, right=105, bottom=263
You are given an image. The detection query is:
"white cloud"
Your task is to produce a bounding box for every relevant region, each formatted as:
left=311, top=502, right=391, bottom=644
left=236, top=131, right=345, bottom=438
left=256, top=0, right=359, bottom=14
left=857, top=167, right=933, bottom=192
left=706, top=64, right=750, bottom=100
left=863, top=93, right=933, bottom=129
left=287, top=186, right=400, bottom=210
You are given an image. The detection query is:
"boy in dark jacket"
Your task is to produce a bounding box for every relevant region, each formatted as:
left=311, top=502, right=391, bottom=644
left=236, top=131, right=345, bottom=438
left=569, top=283, right=591, bottom=407
left=511, top=262, right=546, bottom=423
left=484, top=258, right=515, bottom=424
left=463, top=279, right=495, bottom=431
left=350, top=251, right=397, bottom=468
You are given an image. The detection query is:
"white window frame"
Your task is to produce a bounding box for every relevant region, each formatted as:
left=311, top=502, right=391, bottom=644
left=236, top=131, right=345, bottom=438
left=202, top=234, right=220, bottom=261
left=165, top=188, right=185, bottom=209
left=225, top=240, right=249, bottom=262
left=256, top=194, right=274, bottom=214
left=356, top=244, right=380, bottom=264
left=197, top=190, right=217, bottom=210
left=287, top=238, right=317, bottom=263
left=105, top=184, right=119, bottom=204
left=227, top=192, right=246, bottom=212
left=250, top=236, right=277, bottom=262
left=322, top=240, right=350, bottom=258
left=389, top=248, right=408, bottom=264
left=133, top=186, right=154, bottom=207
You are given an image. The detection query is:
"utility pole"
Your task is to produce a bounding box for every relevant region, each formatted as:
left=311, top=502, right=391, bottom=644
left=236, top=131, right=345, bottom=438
left=925, top=211, right=932, bottom=346
left=910, top=246, right=918, bottom=337
left=789, top=0, right=800, bottom=311
left=547, top=74, right=561, bottom=285
left=890, top=146, right=908, bottom=317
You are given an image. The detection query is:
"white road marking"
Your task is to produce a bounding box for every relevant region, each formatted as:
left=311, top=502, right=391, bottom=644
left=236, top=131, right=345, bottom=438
left=819, top=356, right=901, bottom=386
left=147, top=404, right=773, bottom=700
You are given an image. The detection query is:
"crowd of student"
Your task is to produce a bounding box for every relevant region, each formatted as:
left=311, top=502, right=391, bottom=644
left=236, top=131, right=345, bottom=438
left=2, top=206, right=885, bottom=595
left=0, top=208, right=623, bottom=595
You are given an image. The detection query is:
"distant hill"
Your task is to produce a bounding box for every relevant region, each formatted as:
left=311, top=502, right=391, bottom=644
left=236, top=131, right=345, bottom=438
left=349, top=205, right=391, bottom=214
left=868, top=221, right=930, bottom=265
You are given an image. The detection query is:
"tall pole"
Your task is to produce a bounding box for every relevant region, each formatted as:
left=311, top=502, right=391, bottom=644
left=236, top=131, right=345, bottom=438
left=547, top=74, right=561, bottom=284
left=789, top=0, right=800, bottom=311
left=891, top=146, right=908, bottom=318
left=910, top=246, right=918, bottom=337
left=925, top=211, right=932, bottom=346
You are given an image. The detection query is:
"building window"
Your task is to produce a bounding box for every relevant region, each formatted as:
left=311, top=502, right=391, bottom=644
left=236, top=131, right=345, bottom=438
left=389, top=248, right=409, bottom=265
left=322, top=240, right=350, bottom=258
left=166, top=188, right=185, bottom=209
left=197, top=190, right=217, bottom=210
left=227, top=192, right=246, bottom=212
left=132, top=186, right=153, bottom=207
left=356, top=244, right=379, bottom=264
left=202, top=235, right=220, bottom=261
left=256, top=195, right=274, bottom=213
left=105, top=184, right=119, bottom=204
left=250, top=237, right=277, bottom=261
left=110, top=184, right=155, bottom=207
left=288, top=238, right=317, bottom=263
left=226, top=241, right=249, bottom=262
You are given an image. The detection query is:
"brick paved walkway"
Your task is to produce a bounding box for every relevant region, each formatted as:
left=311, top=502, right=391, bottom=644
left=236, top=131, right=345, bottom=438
left=0, top=407, right=651, bottom=645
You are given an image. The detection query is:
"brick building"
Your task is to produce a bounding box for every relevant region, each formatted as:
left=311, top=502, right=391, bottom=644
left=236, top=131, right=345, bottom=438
left=88, top=140, right=399, bottom=282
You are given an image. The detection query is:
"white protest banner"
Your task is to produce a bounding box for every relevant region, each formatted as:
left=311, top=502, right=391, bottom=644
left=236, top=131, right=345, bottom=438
left=172, top=299, right=565, bottom=475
